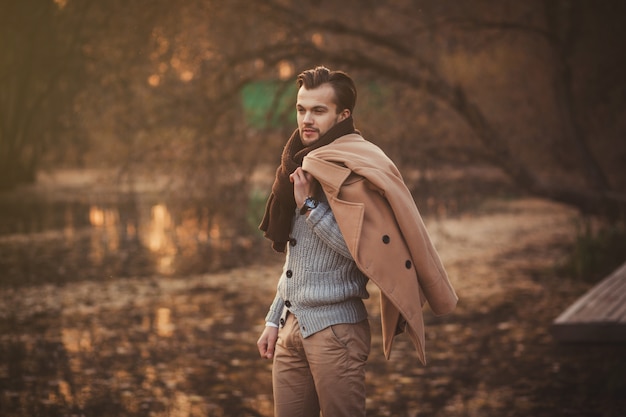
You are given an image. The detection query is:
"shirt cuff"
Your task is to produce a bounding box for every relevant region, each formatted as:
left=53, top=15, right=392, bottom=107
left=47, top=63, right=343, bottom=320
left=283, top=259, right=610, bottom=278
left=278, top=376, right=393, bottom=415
left=265, top=321, right=279, bottom=328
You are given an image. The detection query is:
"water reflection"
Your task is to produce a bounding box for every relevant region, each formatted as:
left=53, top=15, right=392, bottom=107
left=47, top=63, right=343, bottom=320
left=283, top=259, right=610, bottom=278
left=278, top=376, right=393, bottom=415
left=89, top=205, right=121, bottom=266
left=0, top=196, right=268, bottom=288
left=145, top=204, right=176, bottom=275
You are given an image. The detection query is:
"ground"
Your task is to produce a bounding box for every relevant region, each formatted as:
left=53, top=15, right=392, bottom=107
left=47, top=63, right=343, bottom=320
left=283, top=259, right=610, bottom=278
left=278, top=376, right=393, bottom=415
left=0, top=187, right=624, bottom=416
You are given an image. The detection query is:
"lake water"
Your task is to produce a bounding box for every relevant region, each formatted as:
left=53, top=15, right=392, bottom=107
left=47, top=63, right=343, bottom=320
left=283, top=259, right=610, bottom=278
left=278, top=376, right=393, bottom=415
left=0, top=167, right=509, bottom=289
left=0, top=193, right=275, bottom=288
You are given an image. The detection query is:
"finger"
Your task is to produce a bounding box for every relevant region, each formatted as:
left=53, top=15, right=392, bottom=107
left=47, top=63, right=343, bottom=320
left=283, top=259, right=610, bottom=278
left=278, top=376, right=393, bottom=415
left=257, top=339, right=267, bottom=357
left=289, top=168, right=301, bottom=183
left=265, top=340, right=275, bottom=359
left=263, top=329, right=278, bottom=359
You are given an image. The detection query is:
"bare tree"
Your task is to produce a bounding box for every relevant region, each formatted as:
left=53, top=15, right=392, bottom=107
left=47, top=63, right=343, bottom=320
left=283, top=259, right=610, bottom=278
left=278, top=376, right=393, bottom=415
left=5, top=0, right=623, bottom=221
left=218, top=0, right=626, bottom=219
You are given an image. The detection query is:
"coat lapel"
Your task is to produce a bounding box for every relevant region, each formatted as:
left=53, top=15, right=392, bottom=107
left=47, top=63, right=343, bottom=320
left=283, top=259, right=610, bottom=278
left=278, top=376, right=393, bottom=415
left=302, top=157, right=364, bottom=256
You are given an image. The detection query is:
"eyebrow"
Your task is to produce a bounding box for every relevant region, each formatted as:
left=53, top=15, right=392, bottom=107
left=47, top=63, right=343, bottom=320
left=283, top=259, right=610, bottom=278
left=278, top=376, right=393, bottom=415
left=296, top=104, right=329, bottom=111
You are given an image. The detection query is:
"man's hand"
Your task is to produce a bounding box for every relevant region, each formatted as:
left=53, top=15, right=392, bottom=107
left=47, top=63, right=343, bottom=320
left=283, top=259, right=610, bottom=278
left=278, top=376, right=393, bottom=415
left=290, top=167, right=316, bottom=210
left=257, top=325, right=279, bottom=360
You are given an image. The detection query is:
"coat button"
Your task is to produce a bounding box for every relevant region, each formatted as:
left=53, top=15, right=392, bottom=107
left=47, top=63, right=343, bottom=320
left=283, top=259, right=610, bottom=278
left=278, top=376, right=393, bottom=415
left=286, top=270, right=293, bottom=278
left=285, top=300, right=291, bottom=308
left=289, top=238, right=297, bottom=246
left=280, top=318, right=285, bottom=326
left=405, top=260, right=412, bottom=269
left=382, top=235, right=390, bottom=244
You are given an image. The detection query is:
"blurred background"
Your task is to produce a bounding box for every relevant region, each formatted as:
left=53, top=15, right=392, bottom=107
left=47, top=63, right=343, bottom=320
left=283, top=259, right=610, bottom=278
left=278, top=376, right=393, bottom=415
left=1, top=1, right=625, bottom=416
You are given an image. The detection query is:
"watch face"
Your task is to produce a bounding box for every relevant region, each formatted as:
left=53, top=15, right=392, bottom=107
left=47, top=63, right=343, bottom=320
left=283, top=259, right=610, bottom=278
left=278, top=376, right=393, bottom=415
left=300, top=197, right=318, bottom=214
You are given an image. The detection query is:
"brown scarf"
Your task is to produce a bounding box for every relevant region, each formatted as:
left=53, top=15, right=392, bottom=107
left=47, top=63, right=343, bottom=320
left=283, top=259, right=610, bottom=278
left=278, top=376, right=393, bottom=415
left=259, top=116, right=357, bottom=252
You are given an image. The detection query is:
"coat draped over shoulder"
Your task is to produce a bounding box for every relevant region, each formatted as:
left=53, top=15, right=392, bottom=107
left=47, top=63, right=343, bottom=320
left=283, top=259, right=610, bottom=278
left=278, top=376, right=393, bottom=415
left=302, top=134, right=458, bottom=364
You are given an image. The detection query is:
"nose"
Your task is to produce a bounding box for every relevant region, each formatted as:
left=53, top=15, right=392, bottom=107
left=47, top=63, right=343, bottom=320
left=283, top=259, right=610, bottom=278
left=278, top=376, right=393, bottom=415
left=303, top=111, right=313, bottom=124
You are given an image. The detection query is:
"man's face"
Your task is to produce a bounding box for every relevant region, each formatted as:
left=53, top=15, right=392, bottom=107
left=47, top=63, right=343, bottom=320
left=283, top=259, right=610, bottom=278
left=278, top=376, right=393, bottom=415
left=296, top=83, right=350, bottom=147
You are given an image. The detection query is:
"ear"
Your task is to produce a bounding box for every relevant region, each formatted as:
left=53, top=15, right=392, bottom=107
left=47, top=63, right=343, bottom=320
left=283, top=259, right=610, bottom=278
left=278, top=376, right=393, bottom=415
left=338, top=109, right=351, bottom=122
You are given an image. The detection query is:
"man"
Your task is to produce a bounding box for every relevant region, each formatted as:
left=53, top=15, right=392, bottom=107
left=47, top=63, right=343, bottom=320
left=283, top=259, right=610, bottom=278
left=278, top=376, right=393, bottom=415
left=257, top=66, right=457, bottom=417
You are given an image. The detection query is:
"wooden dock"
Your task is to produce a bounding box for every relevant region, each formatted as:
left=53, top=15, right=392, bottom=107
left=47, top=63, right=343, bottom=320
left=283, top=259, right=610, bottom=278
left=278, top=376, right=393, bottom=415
left=552, top=261, right=626, bottom=343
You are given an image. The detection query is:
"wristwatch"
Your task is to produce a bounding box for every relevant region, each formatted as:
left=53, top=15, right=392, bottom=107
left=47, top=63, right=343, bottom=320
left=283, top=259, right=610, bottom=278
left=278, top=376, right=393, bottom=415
left=299, top=196, right=319, bottom=215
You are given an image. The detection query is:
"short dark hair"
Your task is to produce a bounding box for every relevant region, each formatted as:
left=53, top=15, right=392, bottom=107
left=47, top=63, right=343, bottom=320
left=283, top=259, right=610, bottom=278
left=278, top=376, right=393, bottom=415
left=296, top=66, right=357, bottom=114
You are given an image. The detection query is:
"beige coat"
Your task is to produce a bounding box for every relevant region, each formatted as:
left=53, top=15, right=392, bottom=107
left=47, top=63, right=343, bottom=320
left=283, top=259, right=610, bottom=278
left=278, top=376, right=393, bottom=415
left=303, top=134, right=458, bottom=364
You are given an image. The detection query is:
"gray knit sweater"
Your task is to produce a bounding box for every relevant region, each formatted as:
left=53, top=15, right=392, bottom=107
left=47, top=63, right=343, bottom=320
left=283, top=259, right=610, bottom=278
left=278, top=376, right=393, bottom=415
left=265, top=201, right=370, bottom=337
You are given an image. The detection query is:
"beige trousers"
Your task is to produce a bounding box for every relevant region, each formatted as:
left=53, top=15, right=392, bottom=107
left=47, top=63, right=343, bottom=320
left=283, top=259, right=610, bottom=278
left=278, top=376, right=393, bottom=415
left=272, top=313, right=371, bottom=417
